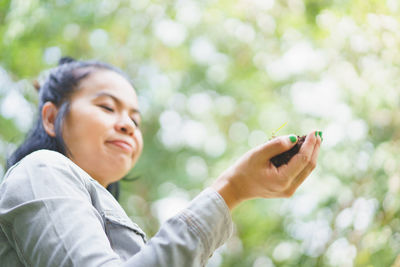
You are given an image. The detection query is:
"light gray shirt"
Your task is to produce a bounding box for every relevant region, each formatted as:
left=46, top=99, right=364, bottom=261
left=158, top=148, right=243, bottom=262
left=0, top=150, right=233, bottom=267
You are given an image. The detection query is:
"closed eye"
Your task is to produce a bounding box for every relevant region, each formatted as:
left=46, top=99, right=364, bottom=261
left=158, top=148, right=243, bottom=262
left=99, top=104, right=140, bottom=127
left=131, top=117, right=140, bottom=127
left=99, top=105, right=114, bottom=112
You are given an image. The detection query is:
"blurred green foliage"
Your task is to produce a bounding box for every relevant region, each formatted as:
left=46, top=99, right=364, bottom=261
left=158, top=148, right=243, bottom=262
left=1, top=0, right=400, bottom=266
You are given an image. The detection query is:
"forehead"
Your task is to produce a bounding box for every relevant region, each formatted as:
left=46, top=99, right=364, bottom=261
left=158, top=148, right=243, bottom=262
left=75, top=69, right=138, bottom=106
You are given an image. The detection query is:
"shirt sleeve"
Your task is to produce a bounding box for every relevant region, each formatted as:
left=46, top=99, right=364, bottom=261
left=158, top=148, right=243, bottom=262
left=125, top=188, right=233, bottom=267
left=0, top=151, right=233, bottom=267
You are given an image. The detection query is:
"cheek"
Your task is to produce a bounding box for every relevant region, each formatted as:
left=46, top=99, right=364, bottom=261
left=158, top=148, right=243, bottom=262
left=63, top=109, right=109, bottom=151
left=135, top=131, right=144, bottom=151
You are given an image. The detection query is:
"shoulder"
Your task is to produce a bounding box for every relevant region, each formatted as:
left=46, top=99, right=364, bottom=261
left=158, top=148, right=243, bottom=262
left=16, top=149, right=74, bottom=169
left=5, top=149, right=74, bottom=174
left=0, top=150, right=93, bottom=205
left=5, top=149, right=90, bottom=183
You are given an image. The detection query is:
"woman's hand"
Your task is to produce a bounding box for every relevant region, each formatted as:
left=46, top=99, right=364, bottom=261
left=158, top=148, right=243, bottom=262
left=211, top=131, right=322, bottom=210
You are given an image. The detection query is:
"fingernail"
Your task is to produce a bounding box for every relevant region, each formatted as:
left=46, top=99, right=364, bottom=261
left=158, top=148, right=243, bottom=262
left=315, top=131, right=318, bottom=137
left=318, top=131, right=323, bottom=141
left=289, top=135, right=297, bottom=143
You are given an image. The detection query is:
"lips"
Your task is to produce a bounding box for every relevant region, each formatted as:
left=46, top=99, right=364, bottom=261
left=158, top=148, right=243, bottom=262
left=106, top=140, right=134, bottom=154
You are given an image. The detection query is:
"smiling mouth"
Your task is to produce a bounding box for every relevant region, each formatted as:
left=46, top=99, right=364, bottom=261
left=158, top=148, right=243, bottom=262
left=106, top=141, right=133, bottom=154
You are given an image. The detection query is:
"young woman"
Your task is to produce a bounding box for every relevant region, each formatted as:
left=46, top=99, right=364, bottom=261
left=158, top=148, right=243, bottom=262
left=0, top=57, right=322, bottom=266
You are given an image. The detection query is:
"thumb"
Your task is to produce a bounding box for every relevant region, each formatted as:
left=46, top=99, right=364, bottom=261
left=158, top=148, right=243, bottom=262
left=252, top=135, right=298, bottom=162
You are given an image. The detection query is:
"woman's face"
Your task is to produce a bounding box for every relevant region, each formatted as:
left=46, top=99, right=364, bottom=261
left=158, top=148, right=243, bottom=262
left=62, top=69, right=143, bottom=187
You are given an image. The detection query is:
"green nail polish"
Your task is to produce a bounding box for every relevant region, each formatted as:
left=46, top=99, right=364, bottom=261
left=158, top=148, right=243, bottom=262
left=289, top=135, right=297, bottom=143
left=316, top=131, right=323, bottom=141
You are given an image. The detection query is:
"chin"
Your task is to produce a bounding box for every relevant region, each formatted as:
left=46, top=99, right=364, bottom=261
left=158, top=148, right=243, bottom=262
left=97, top=157, right=128, bottom=173
left=100, top=169, right=129, bottom=185
left=101, top=154, right=136, bottom=178
left=106, top=152, right=132, bottom=165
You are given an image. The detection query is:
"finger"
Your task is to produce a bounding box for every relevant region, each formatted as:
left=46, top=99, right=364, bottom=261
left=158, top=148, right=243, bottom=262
left=252, top=134, right=298, bottom=163
left=277, top=131, right=318, bottom=180
left=288, top=134, right=322, bottom=192
left=298, top=130, right=319, bottom=155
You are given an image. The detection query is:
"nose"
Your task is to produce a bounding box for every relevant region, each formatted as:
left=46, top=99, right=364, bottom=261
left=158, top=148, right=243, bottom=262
left=115, top=114, right=136, bottom=136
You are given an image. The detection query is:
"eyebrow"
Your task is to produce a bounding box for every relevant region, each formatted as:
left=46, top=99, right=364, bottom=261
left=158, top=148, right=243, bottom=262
left=94, top=92, right=140, bottom=114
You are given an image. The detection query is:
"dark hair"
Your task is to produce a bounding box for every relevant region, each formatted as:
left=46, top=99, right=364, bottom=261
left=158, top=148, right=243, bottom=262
left=7, top=56, right=129, bottom=199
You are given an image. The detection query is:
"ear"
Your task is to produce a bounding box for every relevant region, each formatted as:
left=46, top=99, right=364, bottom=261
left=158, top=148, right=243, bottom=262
left=41, top=102, right=59, bottom=137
